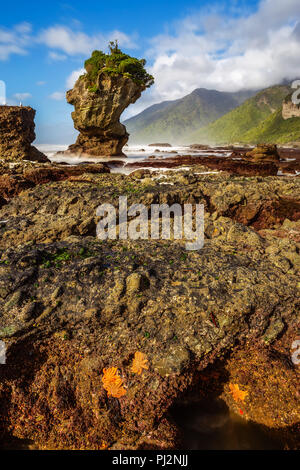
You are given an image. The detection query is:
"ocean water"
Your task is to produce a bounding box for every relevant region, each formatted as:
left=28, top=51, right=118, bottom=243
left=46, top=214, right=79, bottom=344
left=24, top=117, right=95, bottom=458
left=36, top=144, right=300, bottom=177
left=36, top=144, right=231, bottom=174
left=171, top=398, right=284, bottom=450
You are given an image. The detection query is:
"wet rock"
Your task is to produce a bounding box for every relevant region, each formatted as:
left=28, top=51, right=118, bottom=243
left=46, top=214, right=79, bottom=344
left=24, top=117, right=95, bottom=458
left=23, top=163, right=110, bottom=185
left=0, top=163, right=109, bottom=201
left=189, top=144, right=211, bottom=150
left=153, top=346, right=190, bottom=376
left=245, top=144, right=280, bottom=163
left=221, top=326, right=300, bottom=448
left=126, top=154, right=279, bottom=176
left=149, top=143, right=172, bottom=147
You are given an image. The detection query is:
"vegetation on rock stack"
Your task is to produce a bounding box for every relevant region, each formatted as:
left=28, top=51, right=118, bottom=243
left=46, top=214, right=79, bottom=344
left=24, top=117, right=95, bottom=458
left=84, top=40, right=154, bottom=91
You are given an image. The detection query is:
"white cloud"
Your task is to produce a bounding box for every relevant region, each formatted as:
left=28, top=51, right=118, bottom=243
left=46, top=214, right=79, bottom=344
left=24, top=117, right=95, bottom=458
left=49, top=91, right=65, bottom=101
left=48, top=51, right=67, bottom=61
left=0, top=23, right=32, bottom=60
left=13, top=92, right=31, bottom=101
left=36, top=81, right=46, bottom=86
left=66, top=68, right=85, bottom=89
left=49, top=68, right=86, bottom=102
left=127, top=0, right=300, bottom=116
left=14, top=22, right=32, bottom=34
left=38, top=25, right=137, bottom=55
left=48, top=67, right=86, bottom=103
left=0, top=80, right=6, bottom=105
left=0, top=22, right=137, bottom=61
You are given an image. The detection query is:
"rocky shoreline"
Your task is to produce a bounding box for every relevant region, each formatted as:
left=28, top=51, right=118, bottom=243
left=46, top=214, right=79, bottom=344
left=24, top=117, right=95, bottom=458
left=0, top=154, right=299, bottom=449
left=119, top=144, right=300, bottom=176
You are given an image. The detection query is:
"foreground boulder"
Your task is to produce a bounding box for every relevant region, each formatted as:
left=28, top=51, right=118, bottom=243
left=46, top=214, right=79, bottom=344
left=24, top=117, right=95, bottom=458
left=0, top=167, right=299, bottom=449
left=0, top=234, right=298, bottom=449
left=0, top=106, right=48, bottom=162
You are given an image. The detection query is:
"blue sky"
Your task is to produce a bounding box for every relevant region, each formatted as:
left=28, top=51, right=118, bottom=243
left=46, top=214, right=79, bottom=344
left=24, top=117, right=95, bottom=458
left=0, top=0, right=299, bottom=143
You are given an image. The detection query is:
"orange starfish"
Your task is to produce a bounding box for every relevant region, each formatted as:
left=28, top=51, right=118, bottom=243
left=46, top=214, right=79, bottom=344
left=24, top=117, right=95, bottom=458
left=131, top=351, right=149, bottom=375
left=102, top=367, right=126, bottom=398
left=229, top=383, right=248, bottom=402
left=105, top=377, right=127, bottom=398
left=102, top=367, right=119, bottom=385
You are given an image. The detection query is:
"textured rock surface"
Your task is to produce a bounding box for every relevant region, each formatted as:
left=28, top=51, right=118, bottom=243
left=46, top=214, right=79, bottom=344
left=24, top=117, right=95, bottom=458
left=0, top=161, right=109, bottom=202
left=0, top=167, right=299, bottom=249
left=0, top=164, right=299, bottom=449
left=0, top=106, right=48, bottom=162
left=64, top=73, right=145, bottom=157
left=0, top=236, right=298, bottom=449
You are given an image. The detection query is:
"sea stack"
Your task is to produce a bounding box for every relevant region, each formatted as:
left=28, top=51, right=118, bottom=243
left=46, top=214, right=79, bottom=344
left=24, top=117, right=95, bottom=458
left=0, top=106, right=48, bottom=162
left=64, top=41, right=154, bottom=157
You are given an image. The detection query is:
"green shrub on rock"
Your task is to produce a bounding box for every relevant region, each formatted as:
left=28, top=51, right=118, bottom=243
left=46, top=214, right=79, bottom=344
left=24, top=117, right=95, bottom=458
left=84, top=40, right=154, bottom=90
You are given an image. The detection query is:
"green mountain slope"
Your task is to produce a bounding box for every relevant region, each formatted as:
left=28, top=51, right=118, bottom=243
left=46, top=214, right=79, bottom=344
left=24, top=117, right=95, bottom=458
left=124, top=88, right=256, bottom=144
left=186, top=85, right=291, bottom=144
left=242, top=108, right=300, bottom=144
